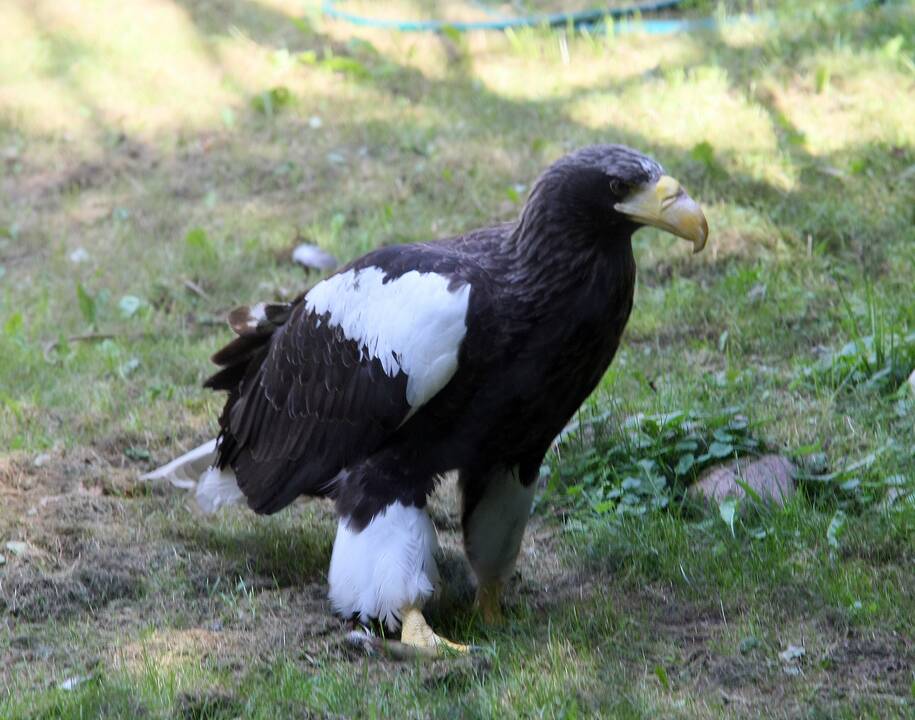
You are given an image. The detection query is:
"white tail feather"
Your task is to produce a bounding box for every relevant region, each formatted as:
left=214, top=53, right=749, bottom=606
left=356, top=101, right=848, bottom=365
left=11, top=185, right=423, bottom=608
left=140, top=439, right=218, bottom=488
left=195, top=467, right=244, bottom=513
left=141, top=439, right=244, bottom=513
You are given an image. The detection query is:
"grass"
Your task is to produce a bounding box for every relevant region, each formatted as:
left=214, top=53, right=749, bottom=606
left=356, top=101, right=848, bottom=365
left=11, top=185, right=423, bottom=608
left=1, top=0, right=914, bottom=717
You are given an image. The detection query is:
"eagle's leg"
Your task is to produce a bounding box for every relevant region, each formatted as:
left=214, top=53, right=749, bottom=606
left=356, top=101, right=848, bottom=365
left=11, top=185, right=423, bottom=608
left=328, top=494, right=470, bottom=656
left=460, top=465, right=537, bottom=625
left=475, top=580, right=504, bottom=625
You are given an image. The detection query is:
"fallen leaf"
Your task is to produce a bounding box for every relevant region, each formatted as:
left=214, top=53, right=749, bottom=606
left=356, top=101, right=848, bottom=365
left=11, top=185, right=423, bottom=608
left=779, top=644, right=805, bottom=663
left=118, top=295, right=142, bottom=318
left=827, top=510, right=846, bottom=549
left=292, top=243, right=338, bottom=272
left=69, top=248, right=90, bottom=264
left=58, top=675, right=91, bottom=691
left=5, top=541, right=29, bottom=556
left=719, top=497, right=738, bottom=537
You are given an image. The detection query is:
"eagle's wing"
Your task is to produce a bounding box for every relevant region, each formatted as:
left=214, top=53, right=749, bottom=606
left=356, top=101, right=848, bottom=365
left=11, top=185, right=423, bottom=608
left=209, top=257, right=473, bottom=514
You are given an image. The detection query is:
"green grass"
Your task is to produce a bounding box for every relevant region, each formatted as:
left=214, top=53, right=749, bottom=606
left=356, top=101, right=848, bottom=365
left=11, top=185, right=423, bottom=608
left=1, top=0, right=914, bottom=717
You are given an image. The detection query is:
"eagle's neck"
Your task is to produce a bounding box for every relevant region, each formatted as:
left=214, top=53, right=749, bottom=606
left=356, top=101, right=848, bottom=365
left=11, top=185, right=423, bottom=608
left=499, top=204, right=636, bottom=313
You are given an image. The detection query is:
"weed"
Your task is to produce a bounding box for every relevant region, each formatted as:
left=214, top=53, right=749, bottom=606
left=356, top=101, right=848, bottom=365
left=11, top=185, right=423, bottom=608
left=548, top=406, right=764, bottom=516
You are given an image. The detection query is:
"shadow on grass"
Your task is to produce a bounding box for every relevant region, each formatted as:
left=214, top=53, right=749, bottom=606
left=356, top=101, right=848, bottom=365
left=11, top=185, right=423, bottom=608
left=174, top=504, right=335, bottom=587
left=13, top=0, right=910, bottom=269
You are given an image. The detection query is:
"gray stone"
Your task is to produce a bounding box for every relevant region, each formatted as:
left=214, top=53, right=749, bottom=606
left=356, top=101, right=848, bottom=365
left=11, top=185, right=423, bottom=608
left=690, top=454, right=796, bottom=507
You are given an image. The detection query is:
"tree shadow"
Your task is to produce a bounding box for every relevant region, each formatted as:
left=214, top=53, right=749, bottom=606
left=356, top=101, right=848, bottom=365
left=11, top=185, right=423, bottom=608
left=3, top=0, right=910, bottom=425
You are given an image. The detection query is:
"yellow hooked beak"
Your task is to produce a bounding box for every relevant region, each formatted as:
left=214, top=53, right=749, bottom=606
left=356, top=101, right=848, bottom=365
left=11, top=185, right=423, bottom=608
left=614, top=175, right=708, bottom=253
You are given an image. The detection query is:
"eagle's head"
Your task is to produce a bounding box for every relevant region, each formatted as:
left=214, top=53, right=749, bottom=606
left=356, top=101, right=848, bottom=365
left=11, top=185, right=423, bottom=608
left=523, top=144, right=709, bottom=254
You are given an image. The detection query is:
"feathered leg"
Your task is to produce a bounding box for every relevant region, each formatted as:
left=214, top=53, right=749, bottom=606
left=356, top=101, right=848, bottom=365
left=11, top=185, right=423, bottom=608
left=460, top=465, right=536, bottom=624
left=328, top=499, right=470, bottom=657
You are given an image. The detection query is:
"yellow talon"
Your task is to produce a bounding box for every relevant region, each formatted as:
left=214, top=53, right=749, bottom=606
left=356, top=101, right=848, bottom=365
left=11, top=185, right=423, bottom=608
left=399, top=606, right=470, bottom=655
left=475, top=581, right=504, bottom=625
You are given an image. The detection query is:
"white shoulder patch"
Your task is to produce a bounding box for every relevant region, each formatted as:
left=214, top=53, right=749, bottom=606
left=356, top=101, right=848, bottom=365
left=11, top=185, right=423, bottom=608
left=305, top=266, right=471, bottom=413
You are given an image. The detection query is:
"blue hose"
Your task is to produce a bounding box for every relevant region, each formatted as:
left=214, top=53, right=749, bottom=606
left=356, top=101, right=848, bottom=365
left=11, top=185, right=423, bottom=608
left=321, top=1, right=702, bottom=34
left=321, top=0, right=890, bottom=36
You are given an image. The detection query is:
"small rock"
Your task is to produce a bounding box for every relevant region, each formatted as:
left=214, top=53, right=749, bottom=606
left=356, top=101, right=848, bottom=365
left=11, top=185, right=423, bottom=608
left=0, top=554, right=6, bottom=566
left=5, top=541, right=29, bottom=556
left=291, top=243, right=338, bottom=272
left=690, top=454, right=796, bottom=507
left=33, top=453, right=51, bottom=467
left=308, top=115, right=323, bottom=129
left=779, top=644, right=805, bottom=663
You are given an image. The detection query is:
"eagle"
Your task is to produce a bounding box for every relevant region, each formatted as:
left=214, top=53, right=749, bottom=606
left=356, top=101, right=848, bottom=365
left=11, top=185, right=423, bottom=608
left=145, top=144, right=708, bottom=655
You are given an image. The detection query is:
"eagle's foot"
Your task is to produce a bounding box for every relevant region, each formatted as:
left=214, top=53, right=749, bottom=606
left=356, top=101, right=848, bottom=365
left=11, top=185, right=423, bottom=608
left=344, top=611, right=473, bottom=660
left=399, top=606, right=470, bottom=656
left=475, top=581, right=504, bottom=625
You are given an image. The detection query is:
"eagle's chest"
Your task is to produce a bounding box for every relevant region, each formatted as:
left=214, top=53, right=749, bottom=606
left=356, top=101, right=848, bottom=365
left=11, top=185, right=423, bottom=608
left=536, top=281, right=632, bottom=393
left=486, top=264, right=635, bottom=450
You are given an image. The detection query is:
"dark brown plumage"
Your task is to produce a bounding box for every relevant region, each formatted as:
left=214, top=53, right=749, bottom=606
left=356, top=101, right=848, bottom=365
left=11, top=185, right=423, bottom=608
left=145, top=144, right=707, bottom=646
left=206, top=145, right=672, bottom=526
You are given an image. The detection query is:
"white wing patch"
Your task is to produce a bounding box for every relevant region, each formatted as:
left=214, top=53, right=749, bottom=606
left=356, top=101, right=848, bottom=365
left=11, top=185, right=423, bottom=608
left=305, top=266, right=471, bottom=413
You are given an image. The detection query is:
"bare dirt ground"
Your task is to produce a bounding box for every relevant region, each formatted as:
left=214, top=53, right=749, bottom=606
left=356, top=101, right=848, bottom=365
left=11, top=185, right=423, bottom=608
left=2, top=450, right=911, bottom=716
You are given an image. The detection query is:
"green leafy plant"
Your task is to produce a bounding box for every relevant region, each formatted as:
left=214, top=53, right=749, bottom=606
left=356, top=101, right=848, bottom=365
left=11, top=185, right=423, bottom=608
left=803, top=333, right=915, bottom=393
left=548, top=406, right=764, bottom=517
left=690, top=140, right=716, bottom=167
left=183, top=227, right=218, bottom=269
left=3, top=312, right=23, bottom=337
left=799, top=287, right=914, bottom=394
left=796, top=442, right=911, bottom=508
left=76, top=283, right=97, bottom=328
left=251, top=86, right=294, bottom=116
left=815, top=65, right=831, bottom=94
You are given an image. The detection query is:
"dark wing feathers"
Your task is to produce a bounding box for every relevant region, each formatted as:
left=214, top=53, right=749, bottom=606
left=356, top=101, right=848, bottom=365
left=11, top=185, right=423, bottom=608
left=209, top=297, right=411, bottom=514
left=203, top=237, right=510, bottom=515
